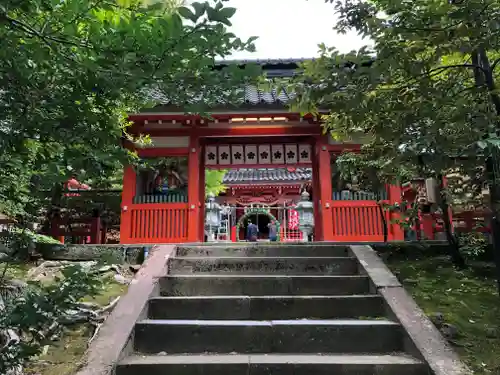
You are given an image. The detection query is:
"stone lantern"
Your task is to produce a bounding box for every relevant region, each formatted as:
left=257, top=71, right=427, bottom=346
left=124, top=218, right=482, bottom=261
left=205, top=193, right=221, bottom=242
left=295, top=190, right=314, bottom=242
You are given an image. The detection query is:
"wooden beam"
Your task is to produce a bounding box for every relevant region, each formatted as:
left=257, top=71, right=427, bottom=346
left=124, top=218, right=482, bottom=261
left=327, top=144, right=362, bottom=152
left=129, top=125, right=321, bottom=138
left=128, top=112, right=323, bottom=122
left=205, top=163, right=312, bottom=169
left=137, top=148, right=189, bottom=157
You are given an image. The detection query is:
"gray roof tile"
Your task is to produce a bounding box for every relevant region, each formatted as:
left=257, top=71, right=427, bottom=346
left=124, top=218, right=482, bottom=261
left=144, top=59, right=303, bottom=109
left=222, top=168, right=312, bottom=184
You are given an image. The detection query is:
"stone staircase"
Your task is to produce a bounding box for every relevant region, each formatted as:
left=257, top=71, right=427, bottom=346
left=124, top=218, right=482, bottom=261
left=116, top=244, right=430, bottom=375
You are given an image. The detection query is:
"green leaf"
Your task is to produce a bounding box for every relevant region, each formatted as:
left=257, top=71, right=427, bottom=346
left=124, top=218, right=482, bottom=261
left=191, top=2, right=206, bottom=18
left=177, top=6, right=198, bottom=22
left=219, top=7, right=237, bottom=19
left=247, top=36, right=258, bottom=44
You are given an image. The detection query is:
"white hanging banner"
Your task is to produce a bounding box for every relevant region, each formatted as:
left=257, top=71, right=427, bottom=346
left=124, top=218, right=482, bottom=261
left=258, top=144, right=271, bottom=164
left=271, top=144, right=284, bottom=164
left=285, top=144, right=298, bottom=164
left=298, top=144, right=312, bottom=163
left=205, top=145, right=218, bottom=165
left=218, top=145, right=231, bottom=165
left=231, top=145, right=245, bottom=165
left=244, top=145, right=258, bottom=164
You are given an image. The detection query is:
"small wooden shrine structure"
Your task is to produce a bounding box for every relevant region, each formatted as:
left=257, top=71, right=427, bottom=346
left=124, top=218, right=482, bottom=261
left=217, top=167, right=312, bottom=241
left=120, top=59, right=404, bottom=244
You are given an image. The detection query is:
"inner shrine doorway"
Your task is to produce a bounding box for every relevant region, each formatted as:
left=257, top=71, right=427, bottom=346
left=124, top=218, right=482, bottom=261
left=235, top=207, right=276, bottom=241
left=200, top=136, right=321, bottom=243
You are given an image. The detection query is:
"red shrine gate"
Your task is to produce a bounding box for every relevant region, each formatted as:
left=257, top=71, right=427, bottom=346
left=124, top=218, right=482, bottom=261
left=118, top=59, right=404, bottom=244
left=120, top=131, right=404, bottom=244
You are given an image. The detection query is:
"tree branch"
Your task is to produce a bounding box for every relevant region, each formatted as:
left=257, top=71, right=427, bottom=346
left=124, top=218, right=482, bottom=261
left=427, top=63, right=487, bottom=76
left=382, top=63, right=486, bottom=92
left=1, top=13, right=91, bottom=48
left=491, top=58, right=500, bottom=72
left=152, top=21, right=207, bottom=77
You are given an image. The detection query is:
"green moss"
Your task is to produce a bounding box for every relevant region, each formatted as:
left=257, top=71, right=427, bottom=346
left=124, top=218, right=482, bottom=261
left=25, top=278, right=127, bottom=375
left=0, top=263, right=128, bottom=375
left=387, top=256, right=500, bottom=374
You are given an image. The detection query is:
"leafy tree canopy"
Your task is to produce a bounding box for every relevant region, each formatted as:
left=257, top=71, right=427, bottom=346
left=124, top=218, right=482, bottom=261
left=294, top=0, right=500, bottom=187
left=0, top=0, right=260, bottom=219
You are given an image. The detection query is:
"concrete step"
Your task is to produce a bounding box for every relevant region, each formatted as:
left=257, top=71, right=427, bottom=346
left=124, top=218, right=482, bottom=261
left=159, top=275, right=373, bottom=296
left=168, top=256, right=359, bottom=275
left=117, top=354, right=428, bottom=375
left=133, top=319, right=403, bottom=354
left=175, top=244, right=350, bottom=258
left=148, top=295, right=385, bottom=320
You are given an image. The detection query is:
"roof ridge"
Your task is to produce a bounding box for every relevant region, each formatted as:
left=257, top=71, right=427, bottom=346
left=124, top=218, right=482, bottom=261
left=222, top=167, right=312, bottom=184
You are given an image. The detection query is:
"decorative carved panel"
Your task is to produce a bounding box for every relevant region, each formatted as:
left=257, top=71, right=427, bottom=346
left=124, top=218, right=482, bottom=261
left=205, top=143, right=312, bottom=166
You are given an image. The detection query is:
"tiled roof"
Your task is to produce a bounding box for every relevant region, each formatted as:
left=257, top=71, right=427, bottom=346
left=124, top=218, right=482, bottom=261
left=143, top=59, right=305, bottom=110
left=223, top=168, right=312, bottom=184
left=214, top=58, right=310, bottom=66
left=142, top=58, right=374, bottom=111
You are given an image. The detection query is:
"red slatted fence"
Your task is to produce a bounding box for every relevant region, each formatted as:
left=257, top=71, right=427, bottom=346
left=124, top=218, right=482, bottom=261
left=124, top=203, right=189, bottom=244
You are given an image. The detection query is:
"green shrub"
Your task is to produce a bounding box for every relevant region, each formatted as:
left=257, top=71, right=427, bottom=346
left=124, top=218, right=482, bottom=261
left=457, top=232, right=489, bottom=260
left=0, top=263, right=102, bottom=373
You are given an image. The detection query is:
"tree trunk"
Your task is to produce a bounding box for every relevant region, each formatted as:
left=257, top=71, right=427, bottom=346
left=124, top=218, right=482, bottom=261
left=438, top=175, right=466, bottom=269
left=486, top=158, right=500, bottom=296
left=476, top=47, right=500, bottom=296
left=377, top=202, right=388, bottom=243
left=41, top=182, right=63, bottom=235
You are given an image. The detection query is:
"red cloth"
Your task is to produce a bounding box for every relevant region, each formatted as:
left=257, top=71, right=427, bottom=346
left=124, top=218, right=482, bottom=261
left=64, top=178, right=90, bottom=197
left=288, top=207, right=299, bottom=230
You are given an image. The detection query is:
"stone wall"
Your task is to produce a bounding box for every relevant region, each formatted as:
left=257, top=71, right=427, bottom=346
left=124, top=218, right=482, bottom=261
left=38, top=243, right=150, bottom=263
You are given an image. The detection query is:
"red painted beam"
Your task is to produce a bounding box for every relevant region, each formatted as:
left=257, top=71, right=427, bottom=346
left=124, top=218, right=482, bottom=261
left=202, top=136, right=316, bottom=145
left=327, top=144, right=362, bottom=152
left=205, top=163, right=312, bottom=169
left=137, top=148, right=189, bottom=157
left=128, top=112, right=326, bottom=122
left=130, top=126, right=321, bottom=138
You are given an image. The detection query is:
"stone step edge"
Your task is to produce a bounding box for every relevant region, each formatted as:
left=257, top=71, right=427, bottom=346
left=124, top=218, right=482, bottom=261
left=161, top=274, right=369, bottom=279
left=137, top=319, right=399, bottom=326
left=149, top=294, right=382, bottom=300
left=170, top=256, right=356, bottom=260
left=119, top=353, right=424, bottom=366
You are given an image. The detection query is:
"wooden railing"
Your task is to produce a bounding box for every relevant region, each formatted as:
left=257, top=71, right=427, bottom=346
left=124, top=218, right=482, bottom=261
left=280, top=228, right=303, bottom=242
left=133, top=192, right=188, bottom=204
left=332, top=190, right=388, bottom=201
left=329, top=200, right=388, bottom=242
left=125, top=203, right=189, bottom=244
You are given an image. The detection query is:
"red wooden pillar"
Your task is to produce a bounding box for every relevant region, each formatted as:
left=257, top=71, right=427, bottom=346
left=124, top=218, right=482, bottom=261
left=90, top=216, right=102, bottom=244
left=100, top=222, right=107, bottom=244
left=120, top=165, right=136, bottom=244
left=198, top=144, right=206, bottom=242
left=311, top=142, right=322, bottom=240
left=187, top=136, right=201, bottom=242
left=50, top=215, right=65, bottom=243
left=230, top=226, right=237, bottom=242
left=420, top=214, right=435, bottom=240
left=442, top=176, right=454, bottom=234
left=315, top=137, right=334, bottom=241
left=387, top=184, right=404, bottom=241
